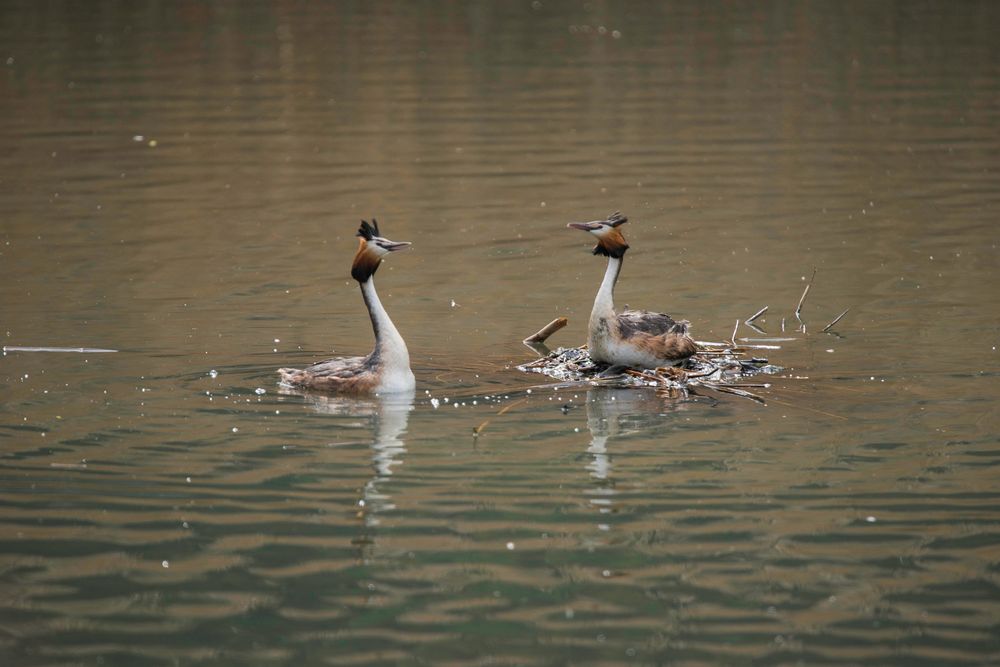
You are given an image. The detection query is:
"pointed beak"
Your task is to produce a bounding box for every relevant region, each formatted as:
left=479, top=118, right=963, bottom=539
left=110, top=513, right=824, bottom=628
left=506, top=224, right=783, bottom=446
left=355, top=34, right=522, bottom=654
left=567, top=221, right=602, bottom=232
left=380, top=240, right=412, bottom=252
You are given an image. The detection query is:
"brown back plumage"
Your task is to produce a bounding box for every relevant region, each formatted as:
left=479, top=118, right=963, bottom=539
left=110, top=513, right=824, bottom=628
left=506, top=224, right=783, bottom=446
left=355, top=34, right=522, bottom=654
left=630, top=330, right=698, bottom=363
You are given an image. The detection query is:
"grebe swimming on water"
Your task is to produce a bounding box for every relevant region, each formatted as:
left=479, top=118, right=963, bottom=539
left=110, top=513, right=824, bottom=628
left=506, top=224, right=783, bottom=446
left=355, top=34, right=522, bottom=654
left=568, top=211, right=697, bottom=369
left=278, top=220, right=415, bottom=394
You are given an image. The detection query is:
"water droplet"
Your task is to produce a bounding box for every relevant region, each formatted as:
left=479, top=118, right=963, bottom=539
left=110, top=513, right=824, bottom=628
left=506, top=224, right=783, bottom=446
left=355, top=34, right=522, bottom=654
left=506, top=542, right=515, bottom=550
left=208, top=369, right=218, bottom=378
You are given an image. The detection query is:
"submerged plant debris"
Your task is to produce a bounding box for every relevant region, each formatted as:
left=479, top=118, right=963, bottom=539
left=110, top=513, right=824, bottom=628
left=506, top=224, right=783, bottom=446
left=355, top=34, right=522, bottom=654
left=518, top=342, right=782, bottom=403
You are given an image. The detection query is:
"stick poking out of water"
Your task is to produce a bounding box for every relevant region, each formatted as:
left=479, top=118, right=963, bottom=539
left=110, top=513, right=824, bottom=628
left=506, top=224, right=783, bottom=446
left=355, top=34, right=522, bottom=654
left=3, top=346, right=118, bottom=353
left=822, top=307, right=851, bottom=333
left=523, top=317, right=568, bottom=345
left=795, top=268, right=816, bottom=330
left=473, top=398, right=528, bottom=438
left=745, top=305, right=768, bottom=325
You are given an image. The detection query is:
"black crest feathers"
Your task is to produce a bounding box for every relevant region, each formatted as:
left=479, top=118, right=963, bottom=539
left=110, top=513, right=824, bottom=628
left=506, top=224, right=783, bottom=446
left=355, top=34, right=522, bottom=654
left=605, top=211, right=628, bottom=227
left=357, top=219, right=381, bottom=241
left=592, top=241, right=629, bottom=258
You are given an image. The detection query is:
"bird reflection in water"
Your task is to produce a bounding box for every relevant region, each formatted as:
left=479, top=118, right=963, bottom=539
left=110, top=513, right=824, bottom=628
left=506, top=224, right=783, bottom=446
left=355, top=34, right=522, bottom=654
left=280, top=387, right=414, bottom=557
left=582, top=387, right=689, bottom=531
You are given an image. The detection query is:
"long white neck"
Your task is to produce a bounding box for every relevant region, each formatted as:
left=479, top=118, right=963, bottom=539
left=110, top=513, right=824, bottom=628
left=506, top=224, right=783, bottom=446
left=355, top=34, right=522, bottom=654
left=591, top=256, right=622, bottom=322
left=360, top=278, right=411, bottom=377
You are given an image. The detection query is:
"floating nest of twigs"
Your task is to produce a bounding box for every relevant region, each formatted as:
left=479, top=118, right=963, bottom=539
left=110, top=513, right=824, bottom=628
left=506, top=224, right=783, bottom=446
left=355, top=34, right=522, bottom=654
left=518, top=339, right=782, bottom=403
left=515, top=269, right=854, bottom=404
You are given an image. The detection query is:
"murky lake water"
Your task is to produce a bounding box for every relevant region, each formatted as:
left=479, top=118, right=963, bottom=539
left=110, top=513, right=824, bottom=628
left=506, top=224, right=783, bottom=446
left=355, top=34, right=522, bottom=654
left=2, top=2, right=999, bottom=665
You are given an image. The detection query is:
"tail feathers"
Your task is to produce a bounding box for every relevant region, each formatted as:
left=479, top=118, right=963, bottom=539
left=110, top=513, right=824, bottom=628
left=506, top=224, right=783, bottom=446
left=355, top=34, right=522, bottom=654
left=668, top=319, right=691, bottom=335
left=278, top=367, right=305, bottom=386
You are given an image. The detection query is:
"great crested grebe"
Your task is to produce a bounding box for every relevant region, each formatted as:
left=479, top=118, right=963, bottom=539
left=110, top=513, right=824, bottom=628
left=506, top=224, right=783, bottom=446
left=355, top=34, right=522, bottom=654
left=568, top=211, right=697, bottom=369
left=278, top=220, right=415, bottom=394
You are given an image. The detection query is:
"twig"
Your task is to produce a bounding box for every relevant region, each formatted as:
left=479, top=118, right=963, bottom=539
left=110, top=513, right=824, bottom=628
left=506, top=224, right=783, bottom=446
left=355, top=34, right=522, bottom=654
left=762, top=394, right=848, bottom=421
left=730, top=320, right=739, bottom=346
left=701, top=382, right=766, bottom=404
left=685, top=367, right=722, bottom=379
left=745, top=306, right=768, bottom=324
left=3, top=346, right=118, bottom=353
left=473, top=397, right=528, bottom=437
left=794, top=268, right=816, bottom=329
left=822, top=308, right=850, bottom=333
left=523, top=317, right=568, bottom=344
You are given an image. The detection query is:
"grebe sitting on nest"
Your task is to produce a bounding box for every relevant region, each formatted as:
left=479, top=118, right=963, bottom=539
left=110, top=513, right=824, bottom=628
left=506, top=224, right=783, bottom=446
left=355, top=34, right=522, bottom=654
left=278, top=220, right=415, bottom=394
left=568, top=211, right=697, bottom=369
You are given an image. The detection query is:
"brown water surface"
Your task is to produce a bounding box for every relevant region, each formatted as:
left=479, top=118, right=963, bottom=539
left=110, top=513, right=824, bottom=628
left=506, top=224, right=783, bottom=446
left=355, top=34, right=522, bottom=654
left=1, top=2, right=999, bottom=665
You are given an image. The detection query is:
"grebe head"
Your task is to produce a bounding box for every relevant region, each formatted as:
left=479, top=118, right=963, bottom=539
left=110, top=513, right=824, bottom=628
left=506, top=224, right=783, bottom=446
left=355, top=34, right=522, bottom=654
left=567, top=211, right=629, bottom=258
left=352, top=219, right=411, bottom=282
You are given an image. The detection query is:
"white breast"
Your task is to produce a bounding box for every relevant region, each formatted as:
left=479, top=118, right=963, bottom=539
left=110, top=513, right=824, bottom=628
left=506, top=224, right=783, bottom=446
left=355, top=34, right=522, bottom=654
left=376, top=367, right=416, bottom=394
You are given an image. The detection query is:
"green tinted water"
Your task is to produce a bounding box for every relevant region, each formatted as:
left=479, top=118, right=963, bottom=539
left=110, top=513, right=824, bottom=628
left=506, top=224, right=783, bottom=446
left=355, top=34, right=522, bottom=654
left=2, top=2, right=998, bottom=665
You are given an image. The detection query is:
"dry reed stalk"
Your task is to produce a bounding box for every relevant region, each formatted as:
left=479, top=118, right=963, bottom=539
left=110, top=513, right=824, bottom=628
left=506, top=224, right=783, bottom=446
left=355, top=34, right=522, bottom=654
left=701, top=382, right=765, bottom=403
left=795, top=268, right=816, bottom=329
left=822, top=308, right=850, bottom=333
left=473, top=397, right=528, bottom=437
left=523, top=317, right=568, bottom=344
left=3, top=346, right=117, bottom=353
left=745, top=306, right=768, bottom=324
